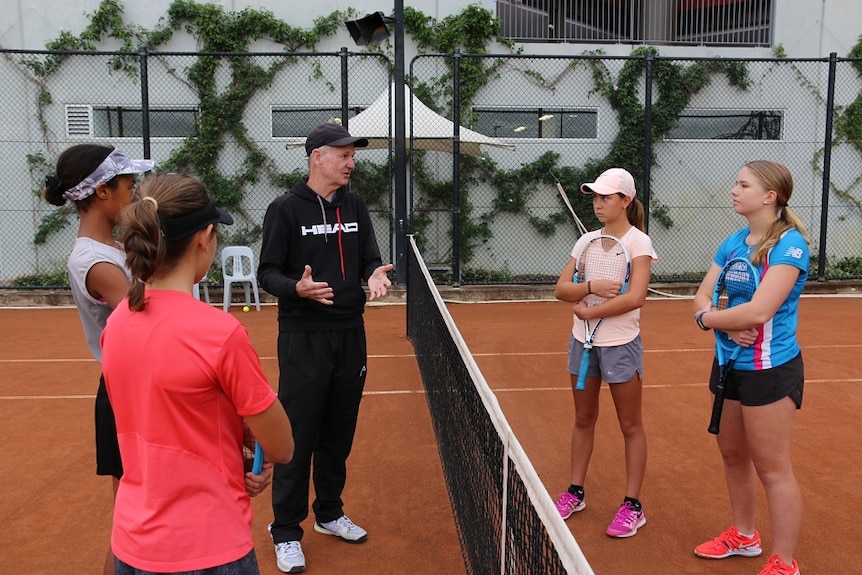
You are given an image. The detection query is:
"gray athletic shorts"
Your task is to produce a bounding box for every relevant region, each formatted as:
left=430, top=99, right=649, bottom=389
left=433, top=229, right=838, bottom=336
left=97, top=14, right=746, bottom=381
left=567, top=334, right=643, bottom=384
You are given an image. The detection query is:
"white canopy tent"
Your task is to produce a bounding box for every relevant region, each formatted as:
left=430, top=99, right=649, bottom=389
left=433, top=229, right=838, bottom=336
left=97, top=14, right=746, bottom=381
left=346, top=83, right=515, bottom=157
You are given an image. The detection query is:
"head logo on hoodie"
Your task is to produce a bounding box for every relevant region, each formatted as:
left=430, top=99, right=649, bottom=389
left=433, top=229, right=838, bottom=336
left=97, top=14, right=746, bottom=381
left=301, top=221, right=359, bottom=236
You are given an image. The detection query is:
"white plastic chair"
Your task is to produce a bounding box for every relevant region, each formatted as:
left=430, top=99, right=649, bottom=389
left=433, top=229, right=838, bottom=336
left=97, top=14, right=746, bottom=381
left=192, top=276, right=210, bottom=304
left=221, top=246, right=260, bottom=312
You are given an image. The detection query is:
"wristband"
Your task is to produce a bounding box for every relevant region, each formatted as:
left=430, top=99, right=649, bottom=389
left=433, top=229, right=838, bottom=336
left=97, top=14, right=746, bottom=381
left=695, top=311, right=711, bottom=331
left=587, top=281, right=592, bottom=295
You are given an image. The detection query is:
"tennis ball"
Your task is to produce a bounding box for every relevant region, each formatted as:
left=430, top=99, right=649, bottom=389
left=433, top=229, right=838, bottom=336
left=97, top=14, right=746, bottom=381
left=242, top=305, right=250, bottom=313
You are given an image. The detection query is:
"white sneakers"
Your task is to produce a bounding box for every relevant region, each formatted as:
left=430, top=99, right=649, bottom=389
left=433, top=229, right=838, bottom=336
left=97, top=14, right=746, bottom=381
left=273, top=540, right=305, bottom=573
left=313, top=515, right=368, bottom=543
left=270, top=515, right=367, bottom=573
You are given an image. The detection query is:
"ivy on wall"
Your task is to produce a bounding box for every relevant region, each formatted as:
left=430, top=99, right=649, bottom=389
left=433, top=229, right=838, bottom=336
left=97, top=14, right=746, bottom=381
left=23, top=0, right=355, bottom=250
left=773, top=41, right=862, bottom=212
left=826, top=36, right=862, bottom=209
left=22, top=1, right=858, bottom=279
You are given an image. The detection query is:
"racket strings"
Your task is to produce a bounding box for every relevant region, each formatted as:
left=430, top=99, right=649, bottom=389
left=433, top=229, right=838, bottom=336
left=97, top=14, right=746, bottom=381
left=579, top=240, right=628, bottom=305
left=714, top=260, right=760, bottom=344
left=717, top=263, right=759, bottom=312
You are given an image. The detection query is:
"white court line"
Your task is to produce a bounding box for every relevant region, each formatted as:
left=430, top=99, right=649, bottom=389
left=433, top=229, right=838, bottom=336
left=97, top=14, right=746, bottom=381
left=4, top=343, right=859, bottom=364
left=4, top=339, right=858, bottom=401
left=494, top=378, right=862, bottom=393
left=0, top=390, right=426, bottom=400
left=0, top=353, right=419, bottom=364
left=3, top=378, right=859, bottom=401
left=0, top=291, right=858, bottom=313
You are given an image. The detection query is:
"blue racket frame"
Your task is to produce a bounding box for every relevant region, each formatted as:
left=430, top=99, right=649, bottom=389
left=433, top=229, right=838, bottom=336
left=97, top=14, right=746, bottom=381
left=707, top=257, right=761, bottom=434
left=251, top=441, right=264, bottom=474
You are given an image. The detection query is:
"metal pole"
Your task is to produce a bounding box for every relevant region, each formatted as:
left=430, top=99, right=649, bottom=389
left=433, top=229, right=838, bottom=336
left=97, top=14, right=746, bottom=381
left=642, top=50, right=653, bottom=234
left=340, top=47, right=349, bottom=127
left=138, top=46, right=151, bottom=160
left=393, top=0, right=408, bottom=285
left=452, top=49, right=461, bottom=287
left=817, top=52, right=837, bottom=282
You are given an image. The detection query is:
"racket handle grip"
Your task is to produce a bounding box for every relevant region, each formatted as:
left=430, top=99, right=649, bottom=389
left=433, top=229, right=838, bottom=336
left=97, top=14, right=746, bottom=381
left=708, top=351, right=741, bottom=434
left=576, top=351, right=590, bottom=391
left=707, top=392, right=724, bottom=435
left=252, top=441, right=264, bottom=474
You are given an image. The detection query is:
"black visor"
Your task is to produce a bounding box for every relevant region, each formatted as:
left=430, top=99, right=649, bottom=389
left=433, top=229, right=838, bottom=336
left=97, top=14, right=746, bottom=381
left=160, top=199, right=233, bottom=241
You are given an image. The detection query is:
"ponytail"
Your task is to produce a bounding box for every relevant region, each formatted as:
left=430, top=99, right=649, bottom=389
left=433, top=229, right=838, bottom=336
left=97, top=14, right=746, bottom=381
left=743, top=160, right=811, bottom=266
left=117, top=173, right=216, bottom=311
left=750, top=206, right=810, bottom=266
left=627, top=197, right=645, bottom=232
left=120, top=196, right=166, bottom=312
left=42, top=145, right=113, bottom=208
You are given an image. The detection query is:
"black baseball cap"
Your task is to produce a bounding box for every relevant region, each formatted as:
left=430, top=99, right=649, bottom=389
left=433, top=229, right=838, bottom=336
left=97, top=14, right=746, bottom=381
left=303, top=123, right=369, bottom=156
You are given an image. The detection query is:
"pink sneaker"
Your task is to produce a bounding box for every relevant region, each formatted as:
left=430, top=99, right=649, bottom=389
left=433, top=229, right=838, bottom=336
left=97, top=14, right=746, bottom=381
left=605, top=501, right=646, bottom=538
left=758, top=554, right=800, bottom=575
left=695, top=525, right=762, bottom=559
left=554, top=491, right=585, bottom=520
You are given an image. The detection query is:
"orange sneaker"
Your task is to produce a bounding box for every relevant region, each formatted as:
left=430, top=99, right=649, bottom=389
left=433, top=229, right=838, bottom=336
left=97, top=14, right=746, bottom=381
left=694, top=525, right=762, bottom=559
left=757, top=554, right=800, bottom=575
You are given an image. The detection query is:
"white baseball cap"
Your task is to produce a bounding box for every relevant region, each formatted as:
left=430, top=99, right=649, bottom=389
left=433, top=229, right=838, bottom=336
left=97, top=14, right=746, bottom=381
left=580, top=168, right=636, bottom=199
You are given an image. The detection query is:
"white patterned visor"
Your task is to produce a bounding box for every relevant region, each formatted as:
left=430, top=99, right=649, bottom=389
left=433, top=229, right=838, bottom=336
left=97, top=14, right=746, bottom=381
left=63, top=148, right=154, bottom=201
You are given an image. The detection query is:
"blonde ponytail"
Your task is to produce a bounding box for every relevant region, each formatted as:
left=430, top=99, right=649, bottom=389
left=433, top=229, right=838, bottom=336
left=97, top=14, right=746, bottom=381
left=743, top=160, right=810, bottom=266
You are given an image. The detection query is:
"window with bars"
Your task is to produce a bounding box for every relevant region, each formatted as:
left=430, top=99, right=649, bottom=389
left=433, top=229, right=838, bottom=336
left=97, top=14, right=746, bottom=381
left=666, top=109, right=783, bottom=140
left=96, top=107, right=198, bottom=138
left=473, top=108, right=598, bottom=139
left=271, top=106, right=366, bottom=138
left=496, top=0, right=772, bottom=46
left=66, top=105, right=199, bottom=138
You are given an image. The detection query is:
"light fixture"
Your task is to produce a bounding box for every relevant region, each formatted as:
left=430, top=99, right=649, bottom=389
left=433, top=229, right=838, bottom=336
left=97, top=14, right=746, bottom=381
left=345, top=11, right=394, bottom=46
left=513, top=126, right=526, bottom=132
left=538, top=114, right=554, bottom=121
left=345, top=4, right=407, bottom=285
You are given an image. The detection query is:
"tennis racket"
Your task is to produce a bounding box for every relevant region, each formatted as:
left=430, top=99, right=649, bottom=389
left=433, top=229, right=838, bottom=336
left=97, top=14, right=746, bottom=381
left=707, top=257, right=761, bottom=435
left=551, top=172, right=589, bottom=235
left=251, top=441, right=264, bottom=474
left=243, top=423, right=265, bottom=474
left=574, top=235, right=632, bottom=390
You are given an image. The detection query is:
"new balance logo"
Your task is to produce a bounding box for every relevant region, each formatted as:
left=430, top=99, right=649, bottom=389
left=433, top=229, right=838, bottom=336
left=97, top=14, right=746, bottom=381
left=784, top=246, right=804, bottom=259
left=301, top=222, right=359, bottom=236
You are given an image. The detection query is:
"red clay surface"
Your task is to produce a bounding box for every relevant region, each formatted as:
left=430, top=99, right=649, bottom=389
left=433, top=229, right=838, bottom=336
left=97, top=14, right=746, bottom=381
left=0, top=296, right=857, bottom=574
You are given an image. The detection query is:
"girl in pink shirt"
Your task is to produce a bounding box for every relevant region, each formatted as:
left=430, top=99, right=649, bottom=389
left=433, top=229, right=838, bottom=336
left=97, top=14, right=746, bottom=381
left=552, top=168, right=657, bottom=539
left=101, top=173, right=293, bottom=574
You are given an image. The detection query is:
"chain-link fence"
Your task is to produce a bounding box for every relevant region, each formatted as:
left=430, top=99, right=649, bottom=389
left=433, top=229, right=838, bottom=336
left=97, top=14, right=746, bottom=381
left=409, top=52, right=862, bottom=285
left=1, top=48, right=859, bottom=289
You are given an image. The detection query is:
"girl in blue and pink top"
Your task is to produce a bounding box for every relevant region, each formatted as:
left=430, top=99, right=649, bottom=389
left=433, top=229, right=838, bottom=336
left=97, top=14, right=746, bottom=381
left=692, top=160, right=809, bottom=575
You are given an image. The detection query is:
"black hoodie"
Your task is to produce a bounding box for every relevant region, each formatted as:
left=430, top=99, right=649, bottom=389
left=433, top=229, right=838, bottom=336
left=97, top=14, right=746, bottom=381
left=258, top=180, right=384, bottom=331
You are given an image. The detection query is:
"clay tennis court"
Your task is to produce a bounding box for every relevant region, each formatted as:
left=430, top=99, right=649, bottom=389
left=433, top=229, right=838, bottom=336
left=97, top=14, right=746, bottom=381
left=0, top=294, right=857, bottom=574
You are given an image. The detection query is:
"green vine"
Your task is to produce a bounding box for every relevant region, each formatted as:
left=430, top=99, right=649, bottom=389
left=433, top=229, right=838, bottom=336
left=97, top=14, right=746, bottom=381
left=21, top=0, right=140, bottom=78
left=401, top=35, right=754, bottom=261
left=776, top=39, right=862, bottom=211
left=771, top=45, right=825, bottom=106
left=26, top=0, right=354, bottom=251
left=835, top=35, right=862, bottom=157
left=30, top=1, right=837, bottom=278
